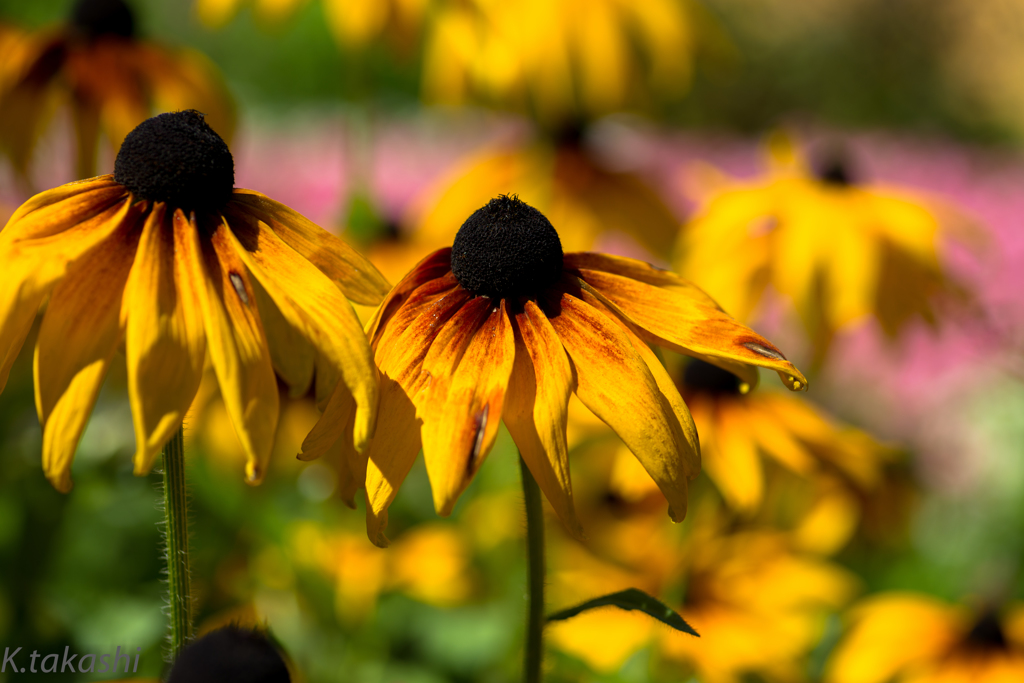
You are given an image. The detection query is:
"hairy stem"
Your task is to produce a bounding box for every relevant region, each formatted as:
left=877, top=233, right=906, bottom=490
left=162, top=426, right=192, bottom=658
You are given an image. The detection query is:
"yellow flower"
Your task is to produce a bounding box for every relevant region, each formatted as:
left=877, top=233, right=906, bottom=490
left=422, top=0, right=698, bottom=123
left=547, top=521, right=857, bottom=681
left=0, top=110, right=388, bottom=491
left=827, top=593, right=1024, bottom=683
left=677, top=135, right=971, bottom=354
left=679, top=357, right=891, bottom=516
left=289, top=521, right=473, bottom=622
left=194, top=0, right=425, bottom=54
left=0, top=0, right=235, bottom=182
left=411, top=138, right=681, bottom=258
left=301, top=194, right=807, bottom=546
left=194, top=0, right=307, bottom=30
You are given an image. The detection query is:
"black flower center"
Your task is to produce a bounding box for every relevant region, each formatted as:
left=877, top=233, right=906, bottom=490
left=813, top=149, right=857, bottom=187
left=451, top=195, right=563, bottom=299
left=114, top=110, right=234, bottom=212
left=71, top=0, right=135, bottom=39
left=965, top=612, right=1007, bottom=651
left=166, top=626, right=291, bottom=683
left=681, top=359, right=743, bottom=396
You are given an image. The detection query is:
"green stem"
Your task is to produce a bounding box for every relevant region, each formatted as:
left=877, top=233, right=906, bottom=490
left=162, top=426, right=193, bottom=658
left=520, top=456, right=545, bottom=683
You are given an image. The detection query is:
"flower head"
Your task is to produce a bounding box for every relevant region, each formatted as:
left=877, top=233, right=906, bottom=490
left=827, top=594, right=1024, bottom=683
left=302, top=194, right=807, bottom=546
left=678, top=358, right=892, bottom=518
left=677, top=135, right=975, bottom=356
left=412, top=139, right=681, bottom=258
left=0, top=0, right=235, bottom=181
left=0, top=110, right=389, bottom=491
left=421, top=0, right=699, bottom=124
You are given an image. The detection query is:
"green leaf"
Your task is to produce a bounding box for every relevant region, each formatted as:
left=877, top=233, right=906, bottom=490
left=546, top=588, right=699, bottom=636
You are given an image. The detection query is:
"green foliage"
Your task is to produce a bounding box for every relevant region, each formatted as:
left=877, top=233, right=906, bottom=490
left=547, top=589, right=698, bottom=637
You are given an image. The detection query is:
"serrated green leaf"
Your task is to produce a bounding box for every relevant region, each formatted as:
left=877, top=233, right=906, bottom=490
left=546, top=588, right=699, bottom=636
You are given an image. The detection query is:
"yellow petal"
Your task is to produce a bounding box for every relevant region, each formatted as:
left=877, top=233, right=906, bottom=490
left=504, top=300, right=582, bottom=539
left=363, top=272, right=468, bottom=546
left=706, top=399, right=763, bottom=512
left=228, top=190, right=391, bottom=306
left=364, top=375, right=424, bottom=548
left=181, top=211, right=279, bottom=484
left=2, top=176, right=126, bottom=244
left=1, top=191, right=139, bottom=390
left=223, top=204, right=378, bottom=451
left=34, top=211, right=141, bottom=491
left=420, top=298, right=515, bottom=516
left=122, top=204, right=206, bottom=476
left=569, top=252, right=807, bottom=391
left=366, top=248, right=454, bottom=344
left=741, top=396, right=816, bottom=475
left=548, top=290, right=693, bottom=522
left=298, top=379, right=356, bottom=463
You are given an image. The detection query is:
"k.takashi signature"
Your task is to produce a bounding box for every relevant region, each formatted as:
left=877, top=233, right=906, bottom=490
left=1, top=645, right=141, bottom=675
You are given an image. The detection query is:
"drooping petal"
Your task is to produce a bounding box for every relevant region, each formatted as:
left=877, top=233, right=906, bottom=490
left=122, top=204, right=206, bottom=476
left=1, top=176, right=126, bottom=245
left=577, top=287, right=701, bottom=511
left=34, top=211, right=142, bottom=492
left=1, top=192, right=141, bottom=393
left=567, top=252, right=807, bottom=391
left=361, top=272, right=468, bottom=546
left=740, top=397, right=815, bottom=475
left=181, top=211, right=279, bottom=484
left=366, top=248, right=453, bottom=344
left=228, top=190, right=391, bottom=305
left=504, top=300, right=582, bottom=538
left=420, top=298, right=515, bottom=516
left=548, top=289, right=695, bottom=522
left=298, top=378, right=356, bottom=464
left=222, top=204, right=378, bottom=451
left=705, top=398, right=763, bottom=513
left=364, top=374, right=425, bottom=548
left=250, top=275, right=316, bottom=396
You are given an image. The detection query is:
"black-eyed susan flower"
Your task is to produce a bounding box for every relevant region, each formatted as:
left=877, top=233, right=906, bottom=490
left=676, top=135, right=975, bottom=355
left=0, top=0, right=235, bottom=182
left=677, top=358, right=891, bottom=516
left=0, top=109, right=389, bottom=492
left=411, top=135, right=680, bottom=259
left=421, top=0, right=701, bottom=125
left=300, top=194, right=807, bottom=546
left=827, top=593, right=1024, bottom=683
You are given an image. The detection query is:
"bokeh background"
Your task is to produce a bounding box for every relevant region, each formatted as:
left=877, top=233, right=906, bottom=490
left=2, top=0, right=1024, bottom=681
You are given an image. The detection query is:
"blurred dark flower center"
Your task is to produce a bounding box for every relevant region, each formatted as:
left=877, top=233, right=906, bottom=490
left=813, top=151, right=857, bottom=187
left=70, top=0, right=135, bottom=39
left=166, top=626, right=291, bottom=683
left=451, top=195, right=564, bottom=300
left=681, top=359, right=743, bottom=396
left=114, top=110, right=234, bottom=212
left=964, top=612, right=1008, bottom=651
